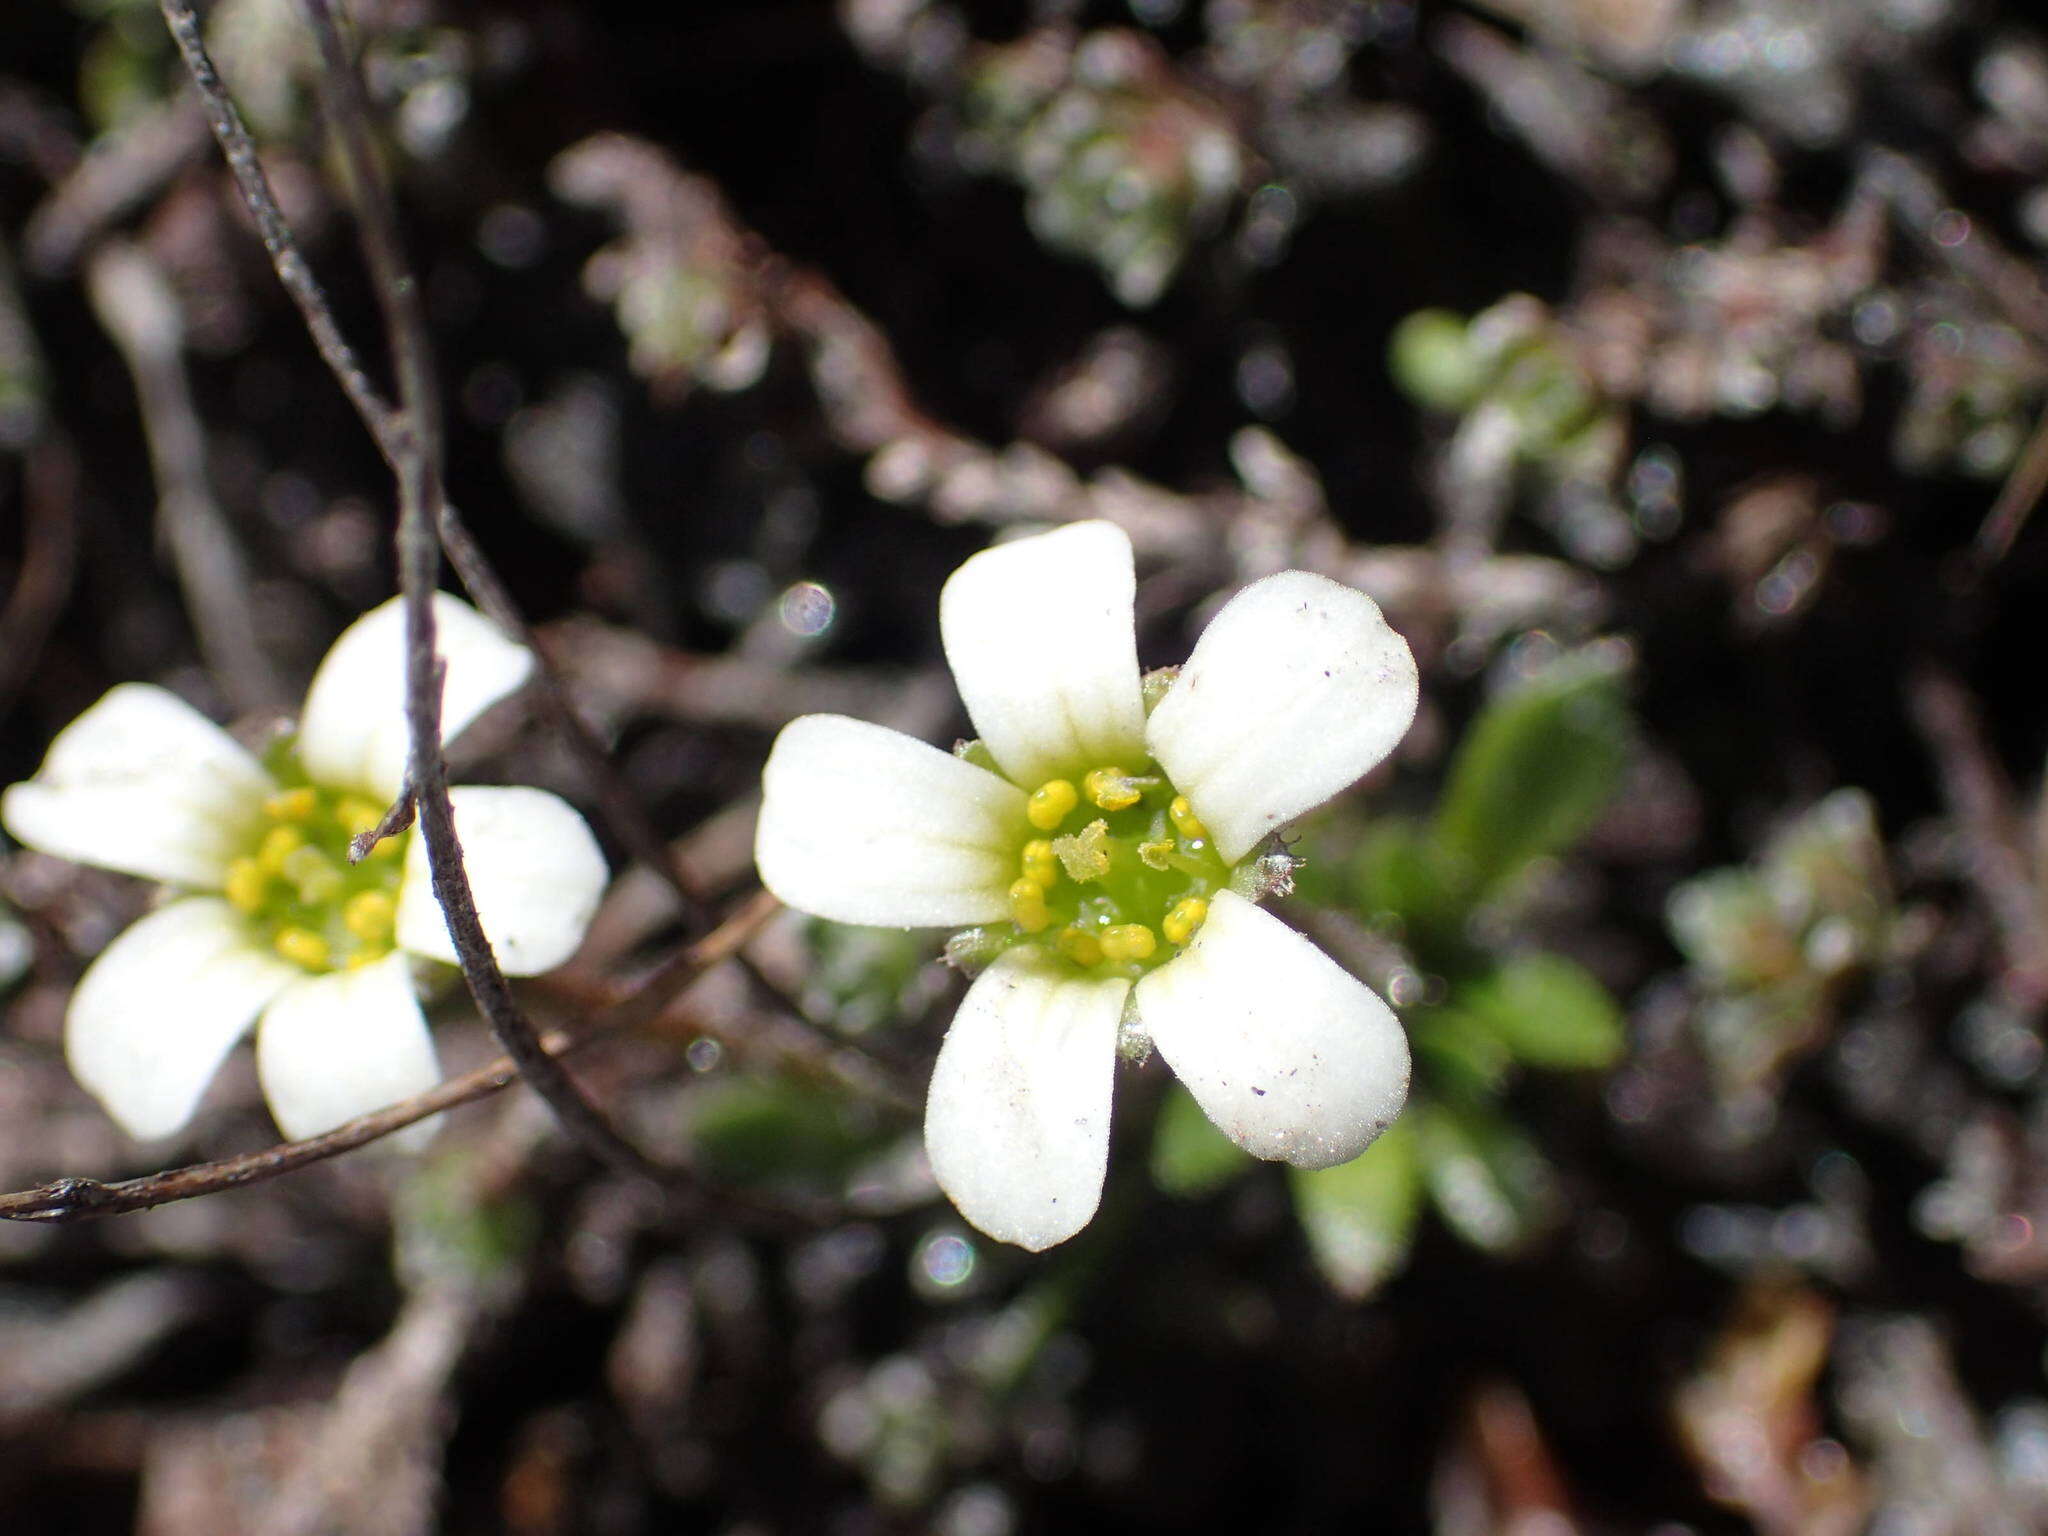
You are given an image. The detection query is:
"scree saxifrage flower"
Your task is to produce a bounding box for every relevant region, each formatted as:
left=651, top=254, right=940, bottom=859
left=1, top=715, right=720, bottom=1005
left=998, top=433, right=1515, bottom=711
left=2, top=595, right=608, bottom=1144
left=756, top=521, right=1419, bottom=1250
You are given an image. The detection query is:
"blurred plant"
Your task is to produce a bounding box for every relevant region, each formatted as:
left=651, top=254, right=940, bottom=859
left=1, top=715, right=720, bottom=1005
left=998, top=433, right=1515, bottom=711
left=550, top=135, right=771, bottom=400
left=1390, top=297, right=1636, bottom=567
left=1668, top=788, right=1892, bottom=1133
left=1674, top=1284, right=1868, bottom=1536
left=688, top=1074, right=897, bottom=1196
left=1158, top=643, right=1635, bottom=1297
left=956, top=29, right=1247, bottom=306
left=1892, top=300, right=2048, bottom=479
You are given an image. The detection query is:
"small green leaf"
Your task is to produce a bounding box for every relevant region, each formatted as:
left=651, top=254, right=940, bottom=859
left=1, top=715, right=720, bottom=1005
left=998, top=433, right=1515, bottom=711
left=1431, top=648, right=1631, bottom=903
left=690, top=1076, right=886, bottom=1187
left=1149, top=1083, right=1252, bottom=1198
left=1389, top=309, right=1488, bottom=414
left=1351, top=818, right=1456, bottom=934
left=1290, top=1116, right=1421, bottom=1300
left=1408, top=1008, right=1515, bottom=1101
left=1449, top=952, right=1625, bottom=1070
left=1415, top=1101, right=1559, bottom=1254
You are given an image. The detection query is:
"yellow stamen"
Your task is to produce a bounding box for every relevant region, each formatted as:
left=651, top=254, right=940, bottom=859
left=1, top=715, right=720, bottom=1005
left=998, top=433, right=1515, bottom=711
left=1162, top=896, right=1209, bottom=946
left=343, top=890, right=396, bottom=945
left=1057, top=925, right=1104, bottom=967
left=224, top=857, right=267, bottom=914
left=1083, top=766, right=1142, bottom=812
left=1137, top=839, right=1174, bottom=871
left=1020, top=838, right=1059, bottom=889
left=346, top=949, right=384, bottom=970
left=281, top=845, right=343, bottom=904
left=257, top=825, right=304, bottom=875
left=264, top=786, right=319, bottom=822
left=1168, top=795, right=1208, bottom=842
left=1008, top=878, right=1053, bottom=934
left=1027, top=779, right=1079, bottom=831
left=1052, top=819, right=1112, bottom=883
left=273, top=927, right=331, bottom=970
left=1099, top=923, right=1157, bottom=963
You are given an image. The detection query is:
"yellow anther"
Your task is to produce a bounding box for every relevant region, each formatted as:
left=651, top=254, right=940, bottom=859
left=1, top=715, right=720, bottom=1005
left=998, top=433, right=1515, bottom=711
left=264, top=786, right=319, bottom=822
left=1162, top=896, right=1209, bottom=946
left=224, top=857, right=268, bottom=915
left=1052, top=819, right=1112, bottom=883
left=281, top=845, right=343, bottom=904
left=257, top=825, right=304, bottom=875
left=1137, top=839, right=1174, bottom=871
left=1057, top=925, right=1104, bottom=967
left=273, top=927, right=331, bottom=970
left=346, top=949, right=384, bottom=970
left=1020, top=838, right=1059, bottom=889
left=1099, top=923, right=1157, bottom=963
left=1083, top=766, right=1142, bottom=812
left=1168, top=796, right=1208, bottom=842
left=1008, top=878, right=1053, bottom=934
left=343, top=890, right=396, bottom=945
left=1027, top=779, right=1079, bottom=831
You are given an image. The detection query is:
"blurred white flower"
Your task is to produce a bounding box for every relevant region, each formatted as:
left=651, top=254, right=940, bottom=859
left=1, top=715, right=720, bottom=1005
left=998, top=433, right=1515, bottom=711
left=756, top=520, right=1418, bottom=1250
left=2, top=595, right=607, bottom=1143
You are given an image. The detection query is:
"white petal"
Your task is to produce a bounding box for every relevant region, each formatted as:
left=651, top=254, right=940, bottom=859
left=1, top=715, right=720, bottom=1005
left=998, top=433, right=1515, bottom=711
left=65, top=897, right=298, bottom=1140
left=924, top=949, right=1129, bottom=1251
left=939, top=520, right=1147, bottom=786
left=1134, top=891, right=1409, bottom=1169
left=255, top=952, right=441, bottom=1141
left=756, top=715, right=1026, bottom=927
left=395, top=785, right=608, bottom=975
left=2, top=684, right=272, bottom=888
left=297, top=593, right=534, bottom=799
left=1146, top=571, right=1418, bottom=864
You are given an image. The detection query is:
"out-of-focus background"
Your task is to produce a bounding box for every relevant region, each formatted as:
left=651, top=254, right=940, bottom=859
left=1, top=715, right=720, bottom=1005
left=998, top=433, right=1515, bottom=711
left=8, top=0, right=2048, bottom=1530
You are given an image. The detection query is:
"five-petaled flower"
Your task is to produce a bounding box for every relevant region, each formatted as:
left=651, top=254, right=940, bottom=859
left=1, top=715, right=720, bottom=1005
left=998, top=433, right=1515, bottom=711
left=756, top=520, right=1419, bottom=1250
left=2, top=595, right=608, bottom=1144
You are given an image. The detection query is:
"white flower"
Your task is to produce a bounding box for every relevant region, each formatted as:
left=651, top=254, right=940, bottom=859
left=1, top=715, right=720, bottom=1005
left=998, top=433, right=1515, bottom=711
left=756, top=520, right=1419, bottom=1251
left=1, top=595, right=608, bottom=1144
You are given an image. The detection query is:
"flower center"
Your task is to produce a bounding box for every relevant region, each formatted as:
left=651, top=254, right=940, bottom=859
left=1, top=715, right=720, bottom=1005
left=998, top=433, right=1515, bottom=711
left=997, top=760, right=1227, bottom=978
left=223, top=767, right=406, bottom=974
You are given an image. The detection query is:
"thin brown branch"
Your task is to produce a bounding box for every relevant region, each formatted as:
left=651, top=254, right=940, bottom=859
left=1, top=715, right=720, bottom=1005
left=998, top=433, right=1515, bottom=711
left=0, top=889, right=782, bottom=1224
left=86, top=239, right=284, bottom=713
left=156, top=0, right=404, bottom=455
left=153, top=4, right=722, bottom=930
left=1971, top=403, right=2048, bottom=573
left=294, top=0, right=666, bottom=1183
left=0, top=439, right=81, bottom=721
left=20, top=94, right=209, bottom=276
left=1906, top=667, right=2048, bottom=1000
left=347, top=783, right=416, bottom=864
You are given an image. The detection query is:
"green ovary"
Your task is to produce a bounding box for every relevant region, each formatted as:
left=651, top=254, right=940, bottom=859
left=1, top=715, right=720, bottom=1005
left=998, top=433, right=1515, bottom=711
left=994, top=758, right=1227, bottom=979
left=223, top=769, right=407, bottom=974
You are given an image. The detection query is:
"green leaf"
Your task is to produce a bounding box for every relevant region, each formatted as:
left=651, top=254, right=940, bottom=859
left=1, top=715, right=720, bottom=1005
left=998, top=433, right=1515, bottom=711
left=689, top=1076, right=887, bottom=1187
left=1388, top=309, right=1488, bottom=414
left=1448, top=952, right=1625, bottom=1070
left=1290, top=1116, right=1421, bottom=1300
left=1430, top=648, right=1631, bottom=903
left=1408, top=1007, right=1515, bottom=1101
left=1149, top=1083, right=1252, bottom=1199
left=1415, top=1101, right=1559, bottom=1254
left=1350, top=818, right=1458, bottom=935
